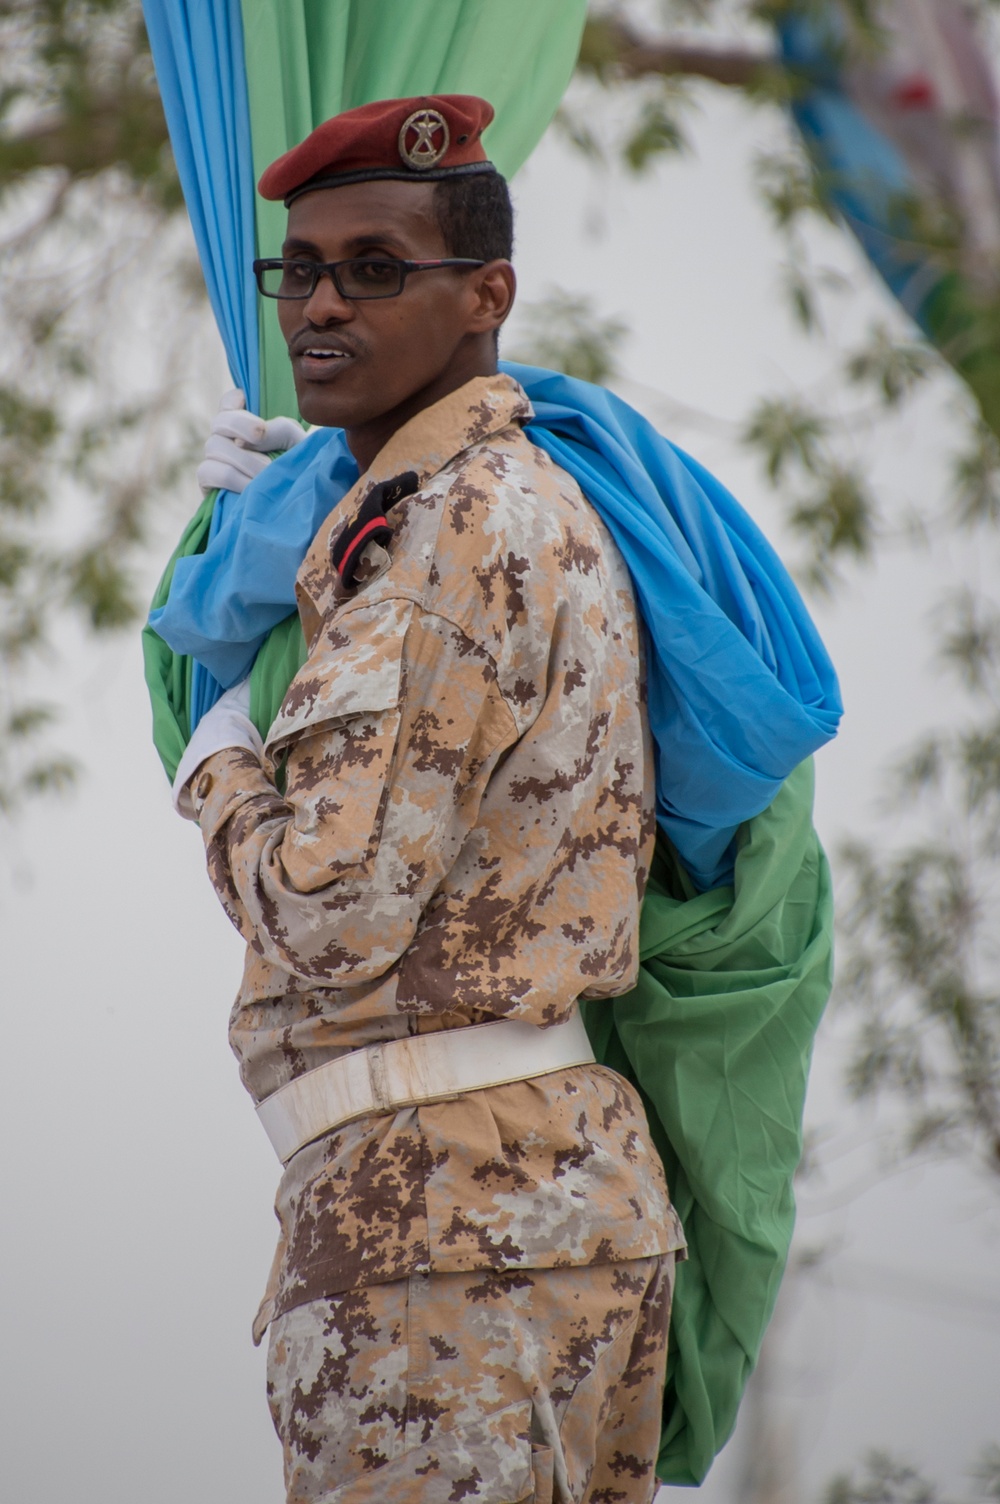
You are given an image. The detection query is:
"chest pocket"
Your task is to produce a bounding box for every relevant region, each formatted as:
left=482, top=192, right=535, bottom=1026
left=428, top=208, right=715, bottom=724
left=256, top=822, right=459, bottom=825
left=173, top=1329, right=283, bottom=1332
left=264, top=600, right=413, bottom=890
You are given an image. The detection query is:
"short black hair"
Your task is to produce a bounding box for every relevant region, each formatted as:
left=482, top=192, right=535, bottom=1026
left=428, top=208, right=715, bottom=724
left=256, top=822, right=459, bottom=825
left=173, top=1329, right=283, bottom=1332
left=432, top=171, right=514, bottom=262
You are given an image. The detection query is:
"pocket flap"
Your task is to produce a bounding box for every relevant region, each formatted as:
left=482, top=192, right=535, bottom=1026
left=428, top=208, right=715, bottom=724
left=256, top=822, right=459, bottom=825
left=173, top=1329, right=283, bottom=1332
left=265, top=599, right=412, bottom=758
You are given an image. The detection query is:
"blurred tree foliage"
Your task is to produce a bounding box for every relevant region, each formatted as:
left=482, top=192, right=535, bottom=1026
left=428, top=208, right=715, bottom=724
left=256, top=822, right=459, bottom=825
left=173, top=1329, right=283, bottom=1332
left=511, top=288, right=628, bottom=383
left=0, top=0, right=211, bottom=809
left=558, top=7, right=1000, bottom=1488
left=557, top=0, right=1000, bottom=1198
left=3, top=1, right=997, bottom=1491
left=825, top=1447, right=1000, bottom=1503
left=3, top=0, right=1000, bottom=1221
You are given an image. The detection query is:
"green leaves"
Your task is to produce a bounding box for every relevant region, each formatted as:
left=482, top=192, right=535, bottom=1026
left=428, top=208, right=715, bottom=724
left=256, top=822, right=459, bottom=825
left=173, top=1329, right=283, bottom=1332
left=787, top=463, right=875, bottom=584
left=756, top=150, right=828, bottom=231
left=837, top=571, right=1000, bottom=1181
left=824, top=1451, right=941, bottom=1504
left=738, top=312, right=943, bottom=589
left=0, top=702, right=77, bottom=813
left=0, top=1, right=208, bottom=814
left=846, top=323, right=935, bottom=407
left=65, top=545, right=138, bottom=630
left=0, top=388, right=59, bottom=449
left=555, top=78, right=689, bottom=177
left=744, top=396, right=828, bottom=482
left=839, top=829, right=1000, bottom=1175
left=622, top=97, right=687, bottom=171
left=485, top=2, right=1000, bottom=1217
left=0, top=0, right=176, bottom=209
left=511, top=289, right=628, bottom=387
left=0, top=386, right=60, bottom=517
left=956, top=719, right=1000, bottom=821
left=825, top=1447, right=1000, bottom=1504
left=576, top=13, right=630, bottom=83
left=742, top=397, right=876, bottom=586
left=970, top=1447, right=1000, bottom=1503
left=936, top=589, right=1000, bottom=694
left=839, top=695, right=1000, bottom=1173
left=952, top=423, right=1000, bottom=527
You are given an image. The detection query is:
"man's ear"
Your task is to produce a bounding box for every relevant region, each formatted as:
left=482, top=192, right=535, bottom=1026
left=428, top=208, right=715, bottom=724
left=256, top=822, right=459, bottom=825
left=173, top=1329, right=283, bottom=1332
left=468, top=260, right=516, bottom=335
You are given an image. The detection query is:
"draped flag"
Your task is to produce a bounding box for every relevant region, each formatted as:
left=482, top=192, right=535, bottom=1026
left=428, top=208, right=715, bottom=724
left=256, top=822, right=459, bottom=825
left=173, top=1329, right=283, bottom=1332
left=141, top=0, right=839, bottom=1484
left=147, top=363, right=842, bottom=888
left=580, top=758, right=833, bottom=1485
left=143, top=0, right=588, bottom=418
left=781, top=0, right=1000, bottom=431
left=142, top=0, right=589, bottom=726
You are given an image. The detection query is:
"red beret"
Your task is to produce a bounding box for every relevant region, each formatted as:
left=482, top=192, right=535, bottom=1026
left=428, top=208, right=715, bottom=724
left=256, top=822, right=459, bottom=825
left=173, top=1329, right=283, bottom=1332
left=258, top=95, right=497, bottom=206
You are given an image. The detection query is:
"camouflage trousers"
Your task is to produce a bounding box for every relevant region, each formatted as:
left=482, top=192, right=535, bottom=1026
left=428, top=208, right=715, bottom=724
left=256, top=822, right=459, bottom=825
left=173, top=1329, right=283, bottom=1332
left=266, top=1253, right=674, bottom=1504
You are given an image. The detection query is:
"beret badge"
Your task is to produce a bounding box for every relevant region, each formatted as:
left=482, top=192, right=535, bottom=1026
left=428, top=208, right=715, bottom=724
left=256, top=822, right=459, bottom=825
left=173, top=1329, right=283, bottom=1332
left=257, top=96, right=495, bottom=204
left=398, top=107, right=450, bottom=170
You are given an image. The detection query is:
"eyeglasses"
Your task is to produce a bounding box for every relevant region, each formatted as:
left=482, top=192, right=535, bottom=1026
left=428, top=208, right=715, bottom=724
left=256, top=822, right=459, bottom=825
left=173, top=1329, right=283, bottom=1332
left=252, top=256, right=486, bottom=301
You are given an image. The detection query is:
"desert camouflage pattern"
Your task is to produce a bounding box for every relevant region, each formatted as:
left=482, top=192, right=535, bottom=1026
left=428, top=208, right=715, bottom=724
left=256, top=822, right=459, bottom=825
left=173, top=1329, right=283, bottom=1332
left=193, top=374, right=655, bottom=1018
left=254, top=1061, right=683, bottom=1333
left=190, top=375, right=683, bottom=1318
left=266, top=1253, right=675, bottom=1504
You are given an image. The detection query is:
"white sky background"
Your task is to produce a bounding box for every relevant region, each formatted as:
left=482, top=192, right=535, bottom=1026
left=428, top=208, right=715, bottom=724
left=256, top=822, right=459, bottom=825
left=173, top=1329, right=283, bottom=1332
left=2, top=78, right=999, bottom=1504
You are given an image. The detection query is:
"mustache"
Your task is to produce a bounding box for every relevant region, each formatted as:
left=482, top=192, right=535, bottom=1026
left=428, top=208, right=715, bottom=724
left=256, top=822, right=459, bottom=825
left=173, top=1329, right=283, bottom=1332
left=289, top=329, right=368, bottom=358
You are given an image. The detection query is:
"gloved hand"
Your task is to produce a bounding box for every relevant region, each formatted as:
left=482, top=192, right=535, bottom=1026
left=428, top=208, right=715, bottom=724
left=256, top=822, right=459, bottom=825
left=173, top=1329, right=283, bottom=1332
left=172, top=678, right=264, bottom=819
left=196, top=388, right=306, bottom=495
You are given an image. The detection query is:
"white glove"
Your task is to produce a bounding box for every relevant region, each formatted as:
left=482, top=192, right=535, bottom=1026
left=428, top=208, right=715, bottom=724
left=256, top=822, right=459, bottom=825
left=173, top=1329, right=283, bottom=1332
left=196, top=388, right=307, bottom=495
left=172, top=678, right=264, bottom=820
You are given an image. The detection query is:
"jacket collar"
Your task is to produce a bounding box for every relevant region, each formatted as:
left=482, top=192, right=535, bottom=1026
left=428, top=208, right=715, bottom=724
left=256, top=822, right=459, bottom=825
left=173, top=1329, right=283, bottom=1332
left=297, top=373, right=532, bottom=636
left=359, top=371, right=532, bottom=493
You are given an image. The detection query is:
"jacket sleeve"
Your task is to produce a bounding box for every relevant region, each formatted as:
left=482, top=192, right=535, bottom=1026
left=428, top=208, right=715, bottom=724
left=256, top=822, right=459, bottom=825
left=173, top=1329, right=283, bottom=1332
left=190, top=598, right=517, bottom=985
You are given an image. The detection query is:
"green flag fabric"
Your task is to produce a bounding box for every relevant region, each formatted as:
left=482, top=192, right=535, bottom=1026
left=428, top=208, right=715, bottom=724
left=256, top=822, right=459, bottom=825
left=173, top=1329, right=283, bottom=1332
left=581, top=757, right=833, bottom=1484
left=237, top=0, right=589, bottom=418
left=142, top=494, right=213, bottom=780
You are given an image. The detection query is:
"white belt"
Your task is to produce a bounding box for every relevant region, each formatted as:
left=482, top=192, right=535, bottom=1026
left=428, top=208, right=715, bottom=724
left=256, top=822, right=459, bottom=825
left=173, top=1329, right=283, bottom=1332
left=256, top=1012, right=597, bottom=1164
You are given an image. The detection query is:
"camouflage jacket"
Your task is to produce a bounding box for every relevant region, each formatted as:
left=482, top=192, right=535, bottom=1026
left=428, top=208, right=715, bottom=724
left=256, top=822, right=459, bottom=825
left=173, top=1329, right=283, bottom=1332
left=189, top=375, right=685, bottom=1335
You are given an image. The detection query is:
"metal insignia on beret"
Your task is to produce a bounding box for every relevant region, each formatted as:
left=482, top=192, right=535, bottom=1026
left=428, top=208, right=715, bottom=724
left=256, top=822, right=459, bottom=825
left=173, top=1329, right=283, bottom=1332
left=398, top=107, right=450, bottom=170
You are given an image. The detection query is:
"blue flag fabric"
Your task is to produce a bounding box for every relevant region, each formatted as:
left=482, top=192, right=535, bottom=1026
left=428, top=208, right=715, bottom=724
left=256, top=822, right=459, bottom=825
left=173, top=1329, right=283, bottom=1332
left=142, top=0, right=260, bottom=408
left=142, top=0, right=841, bottom=885
left=150, top=363, right=841, bottom=888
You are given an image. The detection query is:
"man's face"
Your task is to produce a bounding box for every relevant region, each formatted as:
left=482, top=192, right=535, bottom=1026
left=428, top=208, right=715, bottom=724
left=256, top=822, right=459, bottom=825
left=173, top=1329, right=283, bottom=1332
left=276, top=179, right=503, bottom=436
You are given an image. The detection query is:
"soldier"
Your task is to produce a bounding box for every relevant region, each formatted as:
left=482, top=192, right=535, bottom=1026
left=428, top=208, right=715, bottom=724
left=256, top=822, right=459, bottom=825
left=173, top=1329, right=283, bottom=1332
left=173, top=95, right=685, bottom=1504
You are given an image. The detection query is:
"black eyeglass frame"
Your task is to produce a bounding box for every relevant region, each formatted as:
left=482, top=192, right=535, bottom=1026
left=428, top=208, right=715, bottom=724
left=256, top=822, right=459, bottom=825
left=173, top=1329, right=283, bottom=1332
left=252, top=256, right=486, bottom=301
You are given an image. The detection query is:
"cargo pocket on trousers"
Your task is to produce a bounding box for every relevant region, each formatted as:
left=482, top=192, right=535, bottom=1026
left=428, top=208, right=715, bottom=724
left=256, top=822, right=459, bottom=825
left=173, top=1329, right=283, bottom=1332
left=324, top=1397, right=533, bottom=1503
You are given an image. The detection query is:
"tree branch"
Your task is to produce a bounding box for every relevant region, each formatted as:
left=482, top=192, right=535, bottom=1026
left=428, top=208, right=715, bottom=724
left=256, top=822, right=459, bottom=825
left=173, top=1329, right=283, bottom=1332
left=0, top=90, right=169, bottom=187
left=580, top=15, right=776, bottom=90
left=619, top=40, right=774, bottom=88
